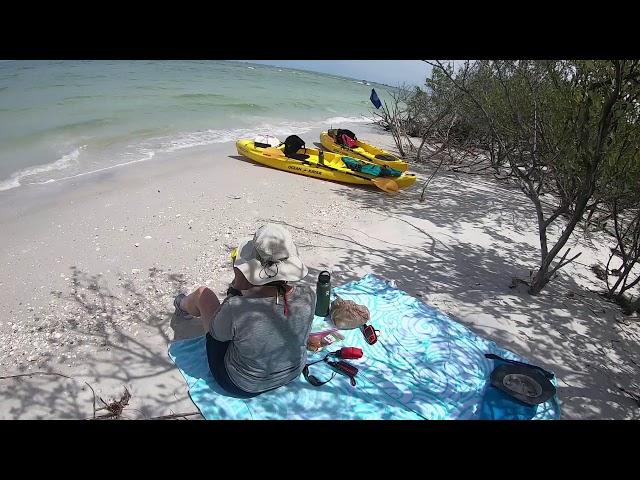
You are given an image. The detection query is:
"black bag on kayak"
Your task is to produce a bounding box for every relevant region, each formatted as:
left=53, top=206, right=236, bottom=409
left=283, top=135, right=307, bottom=159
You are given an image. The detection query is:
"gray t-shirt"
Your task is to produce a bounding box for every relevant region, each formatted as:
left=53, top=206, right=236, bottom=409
left=209, top=285, right=316, bottom=393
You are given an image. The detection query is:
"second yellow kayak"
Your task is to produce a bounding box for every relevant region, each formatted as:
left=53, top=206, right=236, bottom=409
left=320, top=130, right=408, bottom=172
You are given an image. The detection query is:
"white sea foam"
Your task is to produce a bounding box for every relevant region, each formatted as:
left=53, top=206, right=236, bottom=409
left=5, top=115, right=376, bottom=190
left=19, top=123, right=313, bottom=187
left=27, top=149, right=156, bottom=185
left=0, top=146, right=85, bottom=192
left=149, top=116, right=372, bottom=154
left=323, top=115, right=373, bottom=125
left=150, top=121, right=315, bottom=154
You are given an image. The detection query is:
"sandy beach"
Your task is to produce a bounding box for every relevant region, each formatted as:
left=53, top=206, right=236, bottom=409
left=1, top=123, right=639, bottom=419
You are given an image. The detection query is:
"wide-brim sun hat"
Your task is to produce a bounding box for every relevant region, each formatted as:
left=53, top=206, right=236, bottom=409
left=489, top=364, right=556, bottom=406
left=233, top=223, right=308, bottom=286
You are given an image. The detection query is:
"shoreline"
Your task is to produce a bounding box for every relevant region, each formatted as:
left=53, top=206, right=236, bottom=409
left=0, top=115, right=376, bottom=194
left=1, top=125, right=639, bottom=420
left=0, top=121, right=377, bottom=218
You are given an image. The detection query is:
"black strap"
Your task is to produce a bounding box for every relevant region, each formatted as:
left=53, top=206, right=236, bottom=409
left=302, top=364, right=335, bottom=387
left=303, top=354, right=357, bottom=387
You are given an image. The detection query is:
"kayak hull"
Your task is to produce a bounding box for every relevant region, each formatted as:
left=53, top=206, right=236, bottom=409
left=235, top=140, right=417, bottom=190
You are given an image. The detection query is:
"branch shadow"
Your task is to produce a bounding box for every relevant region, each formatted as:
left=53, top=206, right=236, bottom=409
left=3, top=153, right=638, bottom=419
left=260, top=170, right=640, bottom=419
left=0, top=266, right=204, bottom=419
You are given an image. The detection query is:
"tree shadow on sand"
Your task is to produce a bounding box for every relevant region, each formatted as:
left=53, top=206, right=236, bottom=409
left=264, top=169, right=640, bottom=419
left=3, top=162, right=638, bottom=419
left=0, top=267, right=205, bottom=419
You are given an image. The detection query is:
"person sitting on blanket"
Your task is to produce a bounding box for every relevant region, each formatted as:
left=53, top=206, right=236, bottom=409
left=173, top=224, right=315, bottom=398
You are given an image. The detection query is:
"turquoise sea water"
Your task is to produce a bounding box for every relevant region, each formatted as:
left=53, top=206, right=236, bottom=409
left=0, top=60, right=389, bottom=191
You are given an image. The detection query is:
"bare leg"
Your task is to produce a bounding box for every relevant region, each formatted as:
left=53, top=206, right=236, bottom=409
left=182, top=286, right=222, bottom=331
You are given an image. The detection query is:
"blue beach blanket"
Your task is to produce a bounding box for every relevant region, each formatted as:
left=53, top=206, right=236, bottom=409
left=168, top=275, right=561, bottom=419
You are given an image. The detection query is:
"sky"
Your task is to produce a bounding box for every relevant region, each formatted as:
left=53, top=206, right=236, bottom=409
left=242, top=61, right=431, bottom=87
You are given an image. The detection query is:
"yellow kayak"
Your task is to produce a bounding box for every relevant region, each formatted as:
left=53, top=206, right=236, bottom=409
left=235, top=140, right=417, bottom=191
left=320, top=130, right=408, bottom=172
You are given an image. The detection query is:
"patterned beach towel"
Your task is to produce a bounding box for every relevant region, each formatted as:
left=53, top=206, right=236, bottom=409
left=168, top=275, right=561, bottom=419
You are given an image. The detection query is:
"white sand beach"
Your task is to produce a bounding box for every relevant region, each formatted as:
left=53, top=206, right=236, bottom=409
left=1, top=123, right=639, bottom=419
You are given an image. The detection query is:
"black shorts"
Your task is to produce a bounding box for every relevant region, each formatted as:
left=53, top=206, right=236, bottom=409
left=205, top=333, right=260, bottom=399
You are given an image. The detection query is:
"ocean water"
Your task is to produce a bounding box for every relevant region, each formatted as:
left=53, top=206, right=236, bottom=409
left=0, top=60, right=388, bottom=191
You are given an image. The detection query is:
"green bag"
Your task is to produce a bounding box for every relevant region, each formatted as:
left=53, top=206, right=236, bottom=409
left=341, top=156, right=401, bottom=178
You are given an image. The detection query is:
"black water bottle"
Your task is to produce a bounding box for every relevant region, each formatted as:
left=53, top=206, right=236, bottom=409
left=318, top=149, right=325, bottom=165
left=315, top=271, right=331, bottom=317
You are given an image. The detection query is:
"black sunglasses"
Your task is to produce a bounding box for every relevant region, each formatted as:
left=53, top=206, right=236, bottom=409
left=302, top=366, right=336, bottom=387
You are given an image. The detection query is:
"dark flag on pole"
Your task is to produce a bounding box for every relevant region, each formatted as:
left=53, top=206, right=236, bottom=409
left=370, top=88, right=382, bottom=109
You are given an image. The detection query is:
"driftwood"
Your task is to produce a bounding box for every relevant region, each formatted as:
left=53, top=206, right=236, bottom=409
left=0, top=371, right=72, bottom=381
left=145, top=411, right=201, bottom=420
left=91, top=387, right=132, bottom=419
